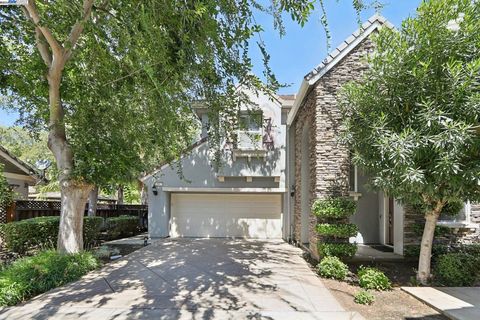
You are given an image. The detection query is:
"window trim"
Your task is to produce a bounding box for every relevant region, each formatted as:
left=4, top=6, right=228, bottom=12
left=235, top=111, right=264, bottom=150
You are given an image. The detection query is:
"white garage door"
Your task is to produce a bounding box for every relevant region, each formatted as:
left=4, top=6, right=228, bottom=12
left=170, top=193, right=282, bottom=238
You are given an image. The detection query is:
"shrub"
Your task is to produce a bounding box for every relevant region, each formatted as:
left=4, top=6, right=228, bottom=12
left=318, top=242, right=357, bottom=258
left=0, top=216, right=103, bottom=253
left=0, top=250, right=98, bottom=306
left=317, top=256, right=349, bottom=280
left=316, top=223, right=358, bottom=238
left=83, top=216, right=104, bottom=248
left=106, top=215, right=138, bottom=239
left=354, top=290, right=375, bottom=305
left=358, top=267, right=391, bottom=291
left=434, top=253, right=478, bottom=286
left=312, top=198, right=356, bottom=218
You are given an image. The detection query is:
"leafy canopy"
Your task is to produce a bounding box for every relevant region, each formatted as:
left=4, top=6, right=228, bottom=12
left=341, top=0, right=480, bottom=208
left=0, top=0, right=374, bottom=186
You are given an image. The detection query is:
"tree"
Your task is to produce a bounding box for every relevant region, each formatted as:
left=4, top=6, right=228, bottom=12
left=341, top=0, right=480, bottom=284
left=0, top=0, right=321, bottom=253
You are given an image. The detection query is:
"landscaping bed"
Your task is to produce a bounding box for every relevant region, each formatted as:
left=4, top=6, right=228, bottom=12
left=322, top=278, right=447, bottom=320
left=0, top=215, right=148, bottom=306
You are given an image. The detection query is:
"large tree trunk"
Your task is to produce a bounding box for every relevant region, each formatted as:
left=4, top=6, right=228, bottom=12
left=47, top=66, right=93, bottom=253
left=24, top=0, right=96, bottom=254
left=417, top=201, right=445, bottom=284
left=58, top=181, right=91, bottom=253
left=88, top=186, right=99, bottom=216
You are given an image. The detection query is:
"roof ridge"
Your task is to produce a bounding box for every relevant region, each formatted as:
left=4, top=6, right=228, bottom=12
left=304, top=14, right=394, bottom=82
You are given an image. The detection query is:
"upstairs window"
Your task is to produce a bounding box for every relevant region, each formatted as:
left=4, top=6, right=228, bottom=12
left=236, top=112, right=263, bottom=150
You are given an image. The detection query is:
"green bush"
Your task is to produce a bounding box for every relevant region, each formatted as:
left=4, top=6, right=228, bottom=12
left=318, top=242, right=357, bottom=258
left=317, top=256, right=349, bottom=280
left=83, top=216, right=104, bottom=248
left=316, top=223, right=358, bottom=238
left=434, top=253, right=478, bottom=286
left=312, top=197, right=357, bottom=218
left=0, top=250, right=98, bottom=306
left=358, top=267, right=391, bottom=291
left=106, top=215, right=138, bottom=239
left=354, top=290, right=375, bottom=305
left=0, top=216, right=103, bottom=253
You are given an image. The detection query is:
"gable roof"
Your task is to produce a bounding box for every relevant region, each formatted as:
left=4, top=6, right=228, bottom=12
left=287, top=14, right=394, bottom=125
left=0, top=145, right=40, bottom=180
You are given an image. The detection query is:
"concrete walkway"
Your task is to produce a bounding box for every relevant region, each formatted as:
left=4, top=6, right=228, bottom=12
left=0, top=239, right=362, bottom=320
left=402, top=287, right=480, bottom=320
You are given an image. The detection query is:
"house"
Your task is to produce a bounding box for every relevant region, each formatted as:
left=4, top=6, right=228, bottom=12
left=142, top=89, right=292, bottom=239
left=0, top=145, right=40, bottom=199
left=142, top=14, right=480, bottom=258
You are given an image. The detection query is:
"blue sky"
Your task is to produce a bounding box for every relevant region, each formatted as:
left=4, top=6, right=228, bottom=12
left=0, top=1, right=420, bottom=127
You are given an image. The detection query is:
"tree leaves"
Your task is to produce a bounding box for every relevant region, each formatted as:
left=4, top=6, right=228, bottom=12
left=341, top=0, right=480, bottom=205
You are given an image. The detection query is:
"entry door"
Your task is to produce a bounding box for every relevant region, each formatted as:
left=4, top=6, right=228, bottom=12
left=388, top=197, right=395, bottom=245
left=170, top=193, right=282, bottom=238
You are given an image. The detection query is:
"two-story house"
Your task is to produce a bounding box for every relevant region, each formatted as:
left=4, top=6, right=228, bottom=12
left=142, top=14, right=480, bottom=257
left=142, top=89, right=293, bottom=239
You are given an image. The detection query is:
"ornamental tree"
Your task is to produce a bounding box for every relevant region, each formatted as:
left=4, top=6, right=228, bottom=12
left=341, top=0, right=480, bottom=284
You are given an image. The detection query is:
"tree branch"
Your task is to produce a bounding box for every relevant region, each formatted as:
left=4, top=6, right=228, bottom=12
left=34, top=27, right=53, bottom=67
left=63, top=0, right=95, bottom=62
left=23, top=0, right=63, bottom=56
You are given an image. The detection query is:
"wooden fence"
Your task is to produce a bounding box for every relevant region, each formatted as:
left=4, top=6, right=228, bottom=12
left=3, top=200, right=148, bottom=228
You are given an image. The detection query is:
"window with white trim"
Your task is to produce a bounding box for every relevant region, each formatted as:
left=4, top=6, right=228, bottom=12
left=236, top=112, right=263, bottom=150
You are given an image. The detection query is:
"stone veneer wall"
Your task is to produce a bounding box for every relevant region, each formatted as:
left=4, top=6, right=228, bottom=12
left=293, top=38, right=374, bottom=258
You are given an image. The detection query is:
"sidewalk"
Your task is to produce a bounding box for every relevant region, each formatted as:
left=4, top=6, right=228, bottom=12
left=402, top=287, right=480, bottom=320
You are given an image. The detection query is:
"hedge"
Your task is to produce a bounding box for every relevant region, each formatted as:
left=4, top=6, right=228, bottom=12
left=316, top=223, right=358, bottom=238
left=434, top=253, right=479, bottom=286
left=0, top=250, right=98, bottom=306
left=318, top=242, right=357, bottom=258
left=312, top=197, right=356, bottom=218
left=0, top=216, right=103, bottom=253
left=106, top=215, right=138, bottom=239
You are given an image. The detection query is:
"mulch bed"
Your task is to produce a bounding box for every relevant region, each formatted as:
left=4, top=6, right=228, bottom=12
left=304, top=253, right=448, bottom=319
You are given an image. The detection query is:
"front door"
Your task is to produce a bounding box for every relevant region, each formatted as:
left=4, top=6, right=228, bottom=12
left=388, top=197, right=395, bottom=245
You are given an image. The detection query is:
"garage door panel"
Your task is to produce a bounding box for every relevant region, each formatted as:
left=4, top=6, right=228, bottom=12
left=170, top=193, right=282, bottom=238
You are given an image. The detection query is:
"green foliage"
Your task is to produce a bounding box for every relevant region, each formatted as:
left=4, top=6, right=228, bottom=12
left=0, top=165, right=14, bottom=207
left=0, top=216, right=103, bottom=253
left=106, top=215, right=138, bottom=239
left=317, top=256, right=349, bottom=280
left=316, top=223, right=358, bottom=238
left=441, top=201, right=464, bottom=217
left=354, top=290, right=375, bottom=305
left=434, top=253, right=478, bottom=286
left=318, top=243, right=357, bottom=258
left=312, top=198, right=357, bottom=218
left=0, top=250, right=98, bottom=306
left=341, top=0, right=480, bottom=207
left=358, top=267, right=391, bottom=291
left=83, top=217, right=104, bottom=249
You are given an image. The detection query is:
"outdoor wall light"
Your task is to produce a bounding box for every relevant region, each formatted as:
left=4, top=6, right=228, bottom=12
left=151, top=180, right=163, bottom=196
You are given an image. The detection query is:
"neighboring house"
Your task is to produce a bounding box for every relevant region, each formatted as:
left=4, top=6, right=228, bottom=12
left=143, top=14, right=480, bottom=257
left=0, top=145, right=40, bottom=199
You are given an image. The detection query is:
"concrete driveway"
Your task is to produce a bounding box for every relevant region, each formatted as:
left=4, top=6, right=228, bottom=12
left=0, top=239, right=362, bottom=320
